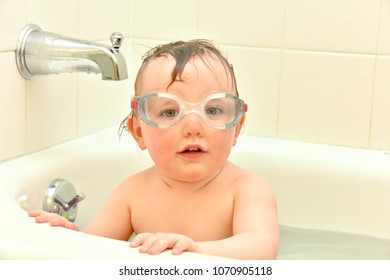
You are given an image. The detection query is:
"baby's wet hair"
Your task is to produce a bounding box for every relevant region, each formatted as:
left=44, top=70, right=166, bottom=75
left=135, top=40, right=238, bottom=95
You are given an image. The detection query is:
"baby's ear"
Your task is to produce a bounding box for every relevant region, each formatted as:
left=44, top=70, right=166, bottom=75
left=232, top=113, right=246, bottom=146
left=127, top=114, right=147, bottom=150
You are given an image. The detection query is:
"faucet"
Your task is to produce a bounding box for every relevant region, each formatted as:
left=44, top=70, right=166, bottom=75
left=54, top=193, right=86, bottom=212
left=44, top=178, right=86, bottom=222
left=15, top=24, right=128, bottom=81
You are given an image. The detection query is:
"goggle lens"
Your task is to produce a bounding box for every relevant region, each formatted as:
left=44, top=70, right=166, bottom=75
left=132, top=92, right=247, bottom=129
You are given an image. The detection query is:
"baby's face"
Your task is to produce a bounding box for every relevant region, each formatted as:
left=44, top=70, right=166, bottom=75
left=134, top=55, right=244, bottom=183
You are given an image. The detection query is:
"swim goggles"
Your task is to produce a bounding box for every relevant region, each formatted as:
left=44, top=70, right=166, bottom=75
left=131, top=92, right=247, bottom=129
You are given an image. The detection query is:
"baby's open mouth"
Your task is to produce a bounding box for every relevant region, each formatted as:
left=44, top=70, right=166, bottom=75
left=184, top=147, right=202, bottom=152
left=179, top=146, right=205, bottom=156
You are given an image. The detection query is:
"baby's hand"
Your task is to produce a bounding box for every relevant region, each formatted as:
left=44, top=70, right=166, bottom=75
left=130, top=233, right=200, bottom=255
left=28, top=210, right=79, bottom=231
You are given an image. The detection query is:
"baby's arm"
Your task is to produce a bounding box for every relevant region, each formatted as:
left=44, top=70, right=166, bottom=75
left=81, top=180, right=133, bottom=240
left=197, top=177, right=279, bottom=259
left=28, top=179, right=133, bottom=240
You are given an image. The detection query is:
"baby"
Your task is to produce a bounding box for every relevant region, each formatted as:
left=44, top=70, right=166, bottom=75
left=29, top=40, right=279, bottom=259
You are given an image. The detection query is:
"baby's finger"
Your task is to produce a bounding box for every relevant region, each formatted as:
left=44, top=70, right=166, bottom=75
left=172, top=238, right=190, bottom=255
left=147, top=236, right=174, bottom=254
left=64, top=221, right=79, bottom=231
left=50, top=217, right=79, bottom=231
left=129, top=233, right=153, bottom=248
left=138, top=235, right=159, bottom=253
left=173, top=237, right=200, bottom=255
left=49, top=216, right=68, bottom=227
left=28, top=210, right=43, bottom=217
left=33, top=212, right=59, bottom=223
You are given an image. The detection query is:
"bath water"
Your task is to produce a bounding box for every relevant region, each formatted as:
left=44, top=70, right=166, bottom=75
left=278, top=225, right=390, bottom=260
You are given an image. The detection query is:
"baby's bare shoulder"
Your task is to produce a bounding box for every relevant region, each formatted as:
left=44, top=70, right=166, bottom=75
left=225, top=161, right=269, bottom=183
left=224, top=163, right=277, bottom=217
left=224, top=161, right=274, bottom=196
left=112, top=167, right=155, bottom=195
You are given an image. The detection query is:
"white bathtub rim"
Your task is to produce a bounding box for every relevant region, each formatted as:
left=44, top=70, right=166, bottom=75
left=0, top=201, right=223, bottom=260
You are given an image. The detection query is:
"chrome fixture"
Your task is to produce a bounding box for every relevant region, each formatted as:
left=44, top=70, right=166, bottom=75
left=15, top=24, right=128, bottom=81
left=43, top=178, right=86, bottom=222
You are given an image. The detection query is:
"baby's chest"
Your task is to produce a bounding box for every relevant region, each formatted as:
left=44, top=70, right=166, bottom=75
left=131, top=195, right=234, bottom=240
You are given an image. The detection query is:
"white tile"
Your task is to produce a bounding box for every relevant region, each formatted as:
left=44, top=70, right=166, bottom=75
left=0, top=0, right=26, bottom=51
left=77, top=75, right=131, bottom=136
left=26, top=0, right=78, bottom=37
left=284, top=0, right=382, bottom=53
left=370, top=56, right=390, bottom=151
left=132, top=0, right=198, bottom=40
left=224, top=46, right=281, bottom=137
left=79, top=0, right=131, bottom=41
left=26, top=74, right=78, bottom=153
left=278, top=51, right=375, bottom=148
left=0, top=52, right=26, bottom=161
left=377, top=0, right=390, bottom=54
left=129, top=38, right=170, bottom=85
left=198, top=0, right=285, bottom=47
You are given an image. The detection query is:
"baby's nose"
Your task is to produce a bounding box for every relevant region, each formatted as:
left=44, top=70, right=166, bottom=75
left=181, top=113, right=204, bottom=136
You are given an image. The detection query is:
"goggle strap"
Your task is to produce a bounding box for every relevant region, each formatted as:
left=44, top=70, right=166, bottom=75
left=131, top=98, right=137, bottom=111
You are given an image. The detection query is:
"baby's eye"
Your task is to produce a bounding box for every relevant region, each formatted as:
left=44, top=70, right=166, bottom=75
left=161, top=109, right=178, bottom=118
left=205, top=106, right=222, bottom=115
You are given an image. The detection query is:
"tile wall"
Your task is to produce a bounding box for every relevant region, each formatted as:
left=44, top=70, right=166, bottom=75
left=131, top=0, right=390, bottom=151
left=1, top=0, right=390, bottom=163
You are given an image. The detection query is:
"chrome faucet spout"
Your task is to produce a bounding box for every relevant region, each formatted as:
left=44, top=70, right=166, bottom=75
left=15, top=24, right=128, bottom=81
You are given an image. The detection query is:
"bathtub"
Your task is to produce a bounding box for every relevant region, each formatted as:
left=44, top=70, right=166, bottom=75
left=1, top=127, right=390, bottom=259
